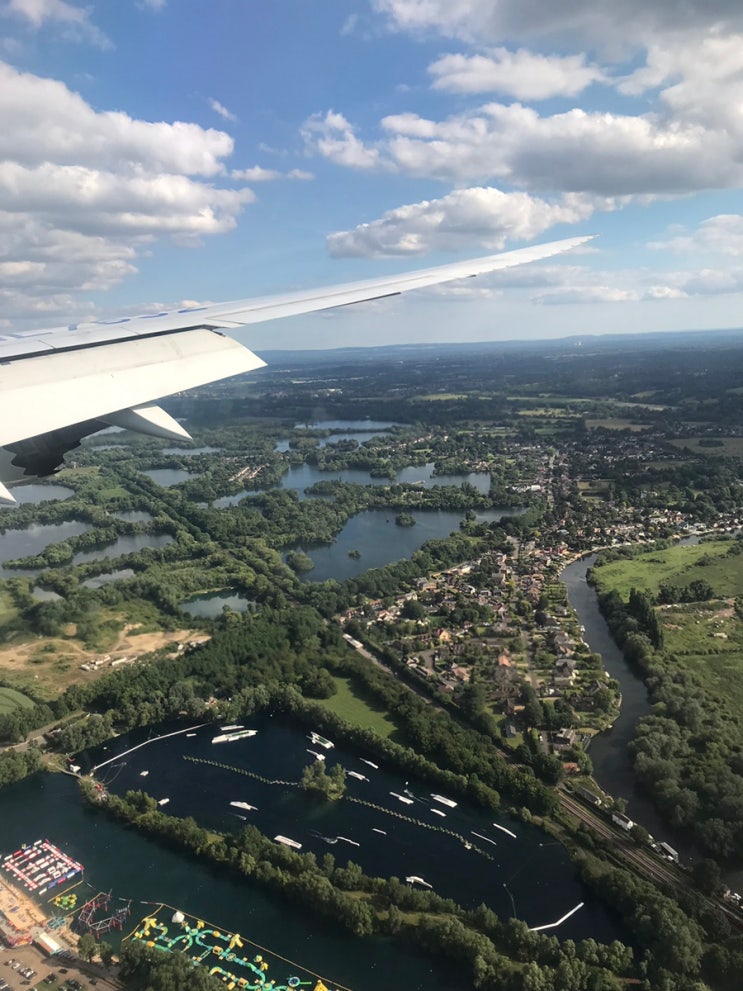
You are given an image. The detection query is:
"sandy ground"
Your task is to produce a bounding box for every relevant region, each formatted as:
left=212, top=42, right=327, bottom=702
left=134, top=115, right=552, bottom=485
left=0, top=877, right=120, bottom=990
left=0, top=626, right=210, bottom=698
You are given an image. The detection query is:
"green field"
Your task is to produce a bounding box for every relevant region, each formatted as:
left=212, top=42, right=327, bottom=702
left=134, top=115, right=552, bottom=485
left=593, top=540, right=743, bottom=735
left=0, top=685, right=35, bottom=714
left=669, top=436, right=743, bottom=457
left=592, top=539, right=743, bottom=598
left=319, top=675, right=402, bottom=740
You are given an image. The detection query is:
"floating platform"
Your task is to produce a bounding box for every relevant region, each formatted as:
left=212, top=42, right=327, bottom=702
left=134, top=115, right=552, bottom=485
left=274, top=835, right=302, bottom=850
left=131, top=903, right=340, bottom=991
left=308, top=732, right=334, bottom=750
left=390, top=792, right=414, bottom=805
left=431, top=794, right=457, bottom=808
left=1, top=840, right=83, bottom=894
left=212, top=729, right=258, bottom=744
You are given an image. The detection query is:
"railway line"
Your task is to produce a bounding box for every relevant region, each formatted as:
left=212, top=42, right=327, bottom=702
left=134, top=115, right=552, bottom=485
left=558, top=791, right=743, bottom=929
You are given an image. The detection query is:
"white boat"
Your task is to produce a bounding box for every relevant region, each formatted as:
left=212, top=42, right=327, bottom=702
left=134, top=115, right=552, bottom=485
left=274, top=835, right=302, bottom=850
left=372, top=828, right=387, bottom=835
left=390, top=792, right=414, bottom=805
left=306, top=749, right=326, bottom=761
left=347, top=771, right=368, bottom=781
left=139, top=770, right=149, bottom=777
left=157, top=798, right=170, bottom=806
left=308, top=732, right=334, bottom=750
left=431, top=793, right=457, bottom=808
left=430, top=808, right=446, bottom=817
left=230, top=801, right=257, bottom=812
left=359, top=758, right=378, bottom=769
left=405, top=876, right=432, bottom=888
left=212, top=729, right=258, bottom=744
left=337, top=836, right=360, bottom=847
left=221, top=725, right=243, bottom=731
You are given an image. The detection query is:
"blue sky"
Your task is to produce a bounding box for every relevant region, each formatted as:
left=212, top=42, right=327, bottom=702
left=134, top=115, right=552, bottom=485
left=2, top=0, right=743, bottom=349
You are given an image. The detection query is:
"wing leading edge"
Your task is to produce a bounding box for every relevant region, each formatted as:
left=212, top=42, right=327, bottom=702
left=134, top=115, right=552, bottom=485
left=0, top=235, right=592, bottom=499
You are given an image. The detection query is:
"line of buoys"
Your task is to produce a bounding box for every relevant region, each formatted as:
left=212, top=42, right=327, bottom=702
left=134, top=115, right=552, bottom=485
left=344, top=796, right=495, bottom=862
left=183, top=755, right=296, bottom=788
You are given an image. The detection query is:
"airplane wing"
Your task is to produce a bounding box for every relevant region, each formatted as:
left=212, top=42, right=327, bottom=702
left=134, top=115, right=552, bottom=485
left=0, top=235, right=592, bottom=499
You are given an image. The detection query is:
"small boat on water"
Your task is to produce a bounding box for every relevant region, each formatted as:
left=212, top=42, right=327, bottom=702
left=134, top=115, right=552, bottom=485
left=157, top=798, right=170, bottom=807
left=306, top=749, right=326, bottom=761
left=274, top=835, right=302, bottom=850
left=359, top=758, right=378, bottom=769
left=372, top=828, right=387, bottom=835
left=405, top=876, right=432, bottom=889
left=221, top=725, right=244, bottom=731
left=308, top=732, right=334, bottom=750
left=390, top=792, right=414, bottom=805
left=347, top=771, right=368, bottom=782
left=139, top=771, right=149, bottom=777
left=430, top=808, right=446, bottom=817
left=431, top=793, right=457, bottom=808
left=230, top=801, right=257, bottom=812
left=212, top=729, right=258, bottom=744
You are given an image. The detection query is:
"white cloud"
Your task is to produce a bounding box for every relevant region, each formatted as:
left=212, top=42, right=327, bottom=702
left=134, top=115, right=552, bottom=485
left=138, top=0, right=166, bottom=9
left=308, top=98, right=736, bottom=197
left=371, top=0, right=743, bottom=51
left=302, top=111, right=384, bottom=170
left=0, top=61, right=254, bottom=327
left=230, top=165, right=314, bottom=183
left=429, top=49, right=606, bottom=100
left=0, top=63, right=233, bottom=177
left=650, top=215, right=743, bottom=256
left=327, top=186, right=600, bottom=257
left=232, top=165, right=281, bottom=182
left=2, top=0, right=110, bottom=47
left=209, top=97, right=237, bottom=123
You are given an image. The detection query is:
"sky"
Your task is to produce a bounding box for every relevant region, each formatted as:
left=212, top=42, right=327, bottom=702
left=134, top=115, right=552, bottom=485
left=2, top=0, right=743, bottom=350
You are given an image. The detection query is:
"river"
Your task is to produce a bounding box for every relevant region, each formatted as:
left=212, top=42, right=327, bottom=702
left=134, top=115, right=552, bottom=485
left=561, top=553, right=703, bottom=870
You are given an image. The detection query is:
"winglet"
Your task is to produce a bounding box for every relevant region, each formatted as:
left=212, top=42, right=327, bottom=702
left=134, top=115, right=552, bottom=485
left=0, top=481, right=16, bottom=504
left=102, top=404, right=192, bottom=443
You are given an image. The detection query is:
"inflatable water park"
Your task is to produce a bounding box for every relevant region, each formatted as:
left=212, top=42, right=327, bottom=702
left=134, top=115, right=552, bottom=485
left=1, top=839, right=83, bottom=895
left=130, top=904, right=344, bottom=991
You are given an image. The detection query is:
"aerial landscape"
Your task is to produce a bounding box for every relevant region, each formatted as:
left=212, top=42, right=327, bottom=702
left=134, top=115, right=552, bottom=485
left=2, top=3, right=743, bottom=991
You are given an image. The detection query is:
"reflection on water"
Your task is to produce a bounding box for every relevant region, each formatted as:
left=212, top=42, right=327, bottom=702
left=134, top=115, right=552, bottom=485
left=292, top=508, right=516, bottom=583
left=0, top=520, right=90, bottom=579
left=180, top=590, right=253, bottom=618
left=71, top=533, right=173, bottom=566
left=1, top=483, right=74, bottom=506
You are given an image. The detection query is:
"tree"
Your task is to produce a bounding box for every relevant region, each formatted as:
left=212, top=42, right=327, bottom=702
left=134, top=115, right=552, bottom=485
left=78, top=932, right=97, bottom=962
left=99, top=940, right=115, bottom=967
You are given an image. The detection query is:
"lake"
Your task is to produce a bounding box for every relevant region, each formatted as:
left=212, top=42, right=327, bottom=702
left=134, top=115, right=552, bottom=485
left=279, top=462, right=491, bottom=501
left=291, top=508, right=518, bottom=583
left=79, top=715, right=624, bottom=947
left=0, top=773, right=458, bottom=991
left=71, top=532, right=173, bottom=566
left=0, top=520, right=91, bottom=579
left=180, top=590, right=254, bottom=618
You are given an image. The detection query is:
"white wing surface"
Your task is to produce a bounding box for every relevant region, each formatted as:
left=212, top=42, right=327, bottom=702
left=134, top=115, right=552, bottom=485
left=0, top=235, right=591, bottom=499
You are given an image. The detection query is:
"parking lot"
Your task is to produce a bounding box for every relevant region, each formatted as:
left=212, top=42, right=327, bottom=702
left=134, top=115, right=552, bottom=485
left=1, top=947, right=118, bottom=991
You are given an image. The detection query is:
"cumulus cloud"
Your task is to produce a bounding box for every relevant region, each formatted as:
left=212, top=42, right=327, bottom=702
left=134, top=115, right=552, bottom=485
left=327, top=186, right=600, bottom=257
left=429, top=49, right=606, bottom=100
left=308, top=98, right=736, bottom=196
left=209, top=97, right=237, bottom=123
left=2, top=0, right=110, bottom=47
left=0, top=61, right=253, bottom=327
left=650, top=215, right=743, bottom=256
left=302, top=111, right=384, bottom=170
left=371, top=0, right=743, bottom=51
